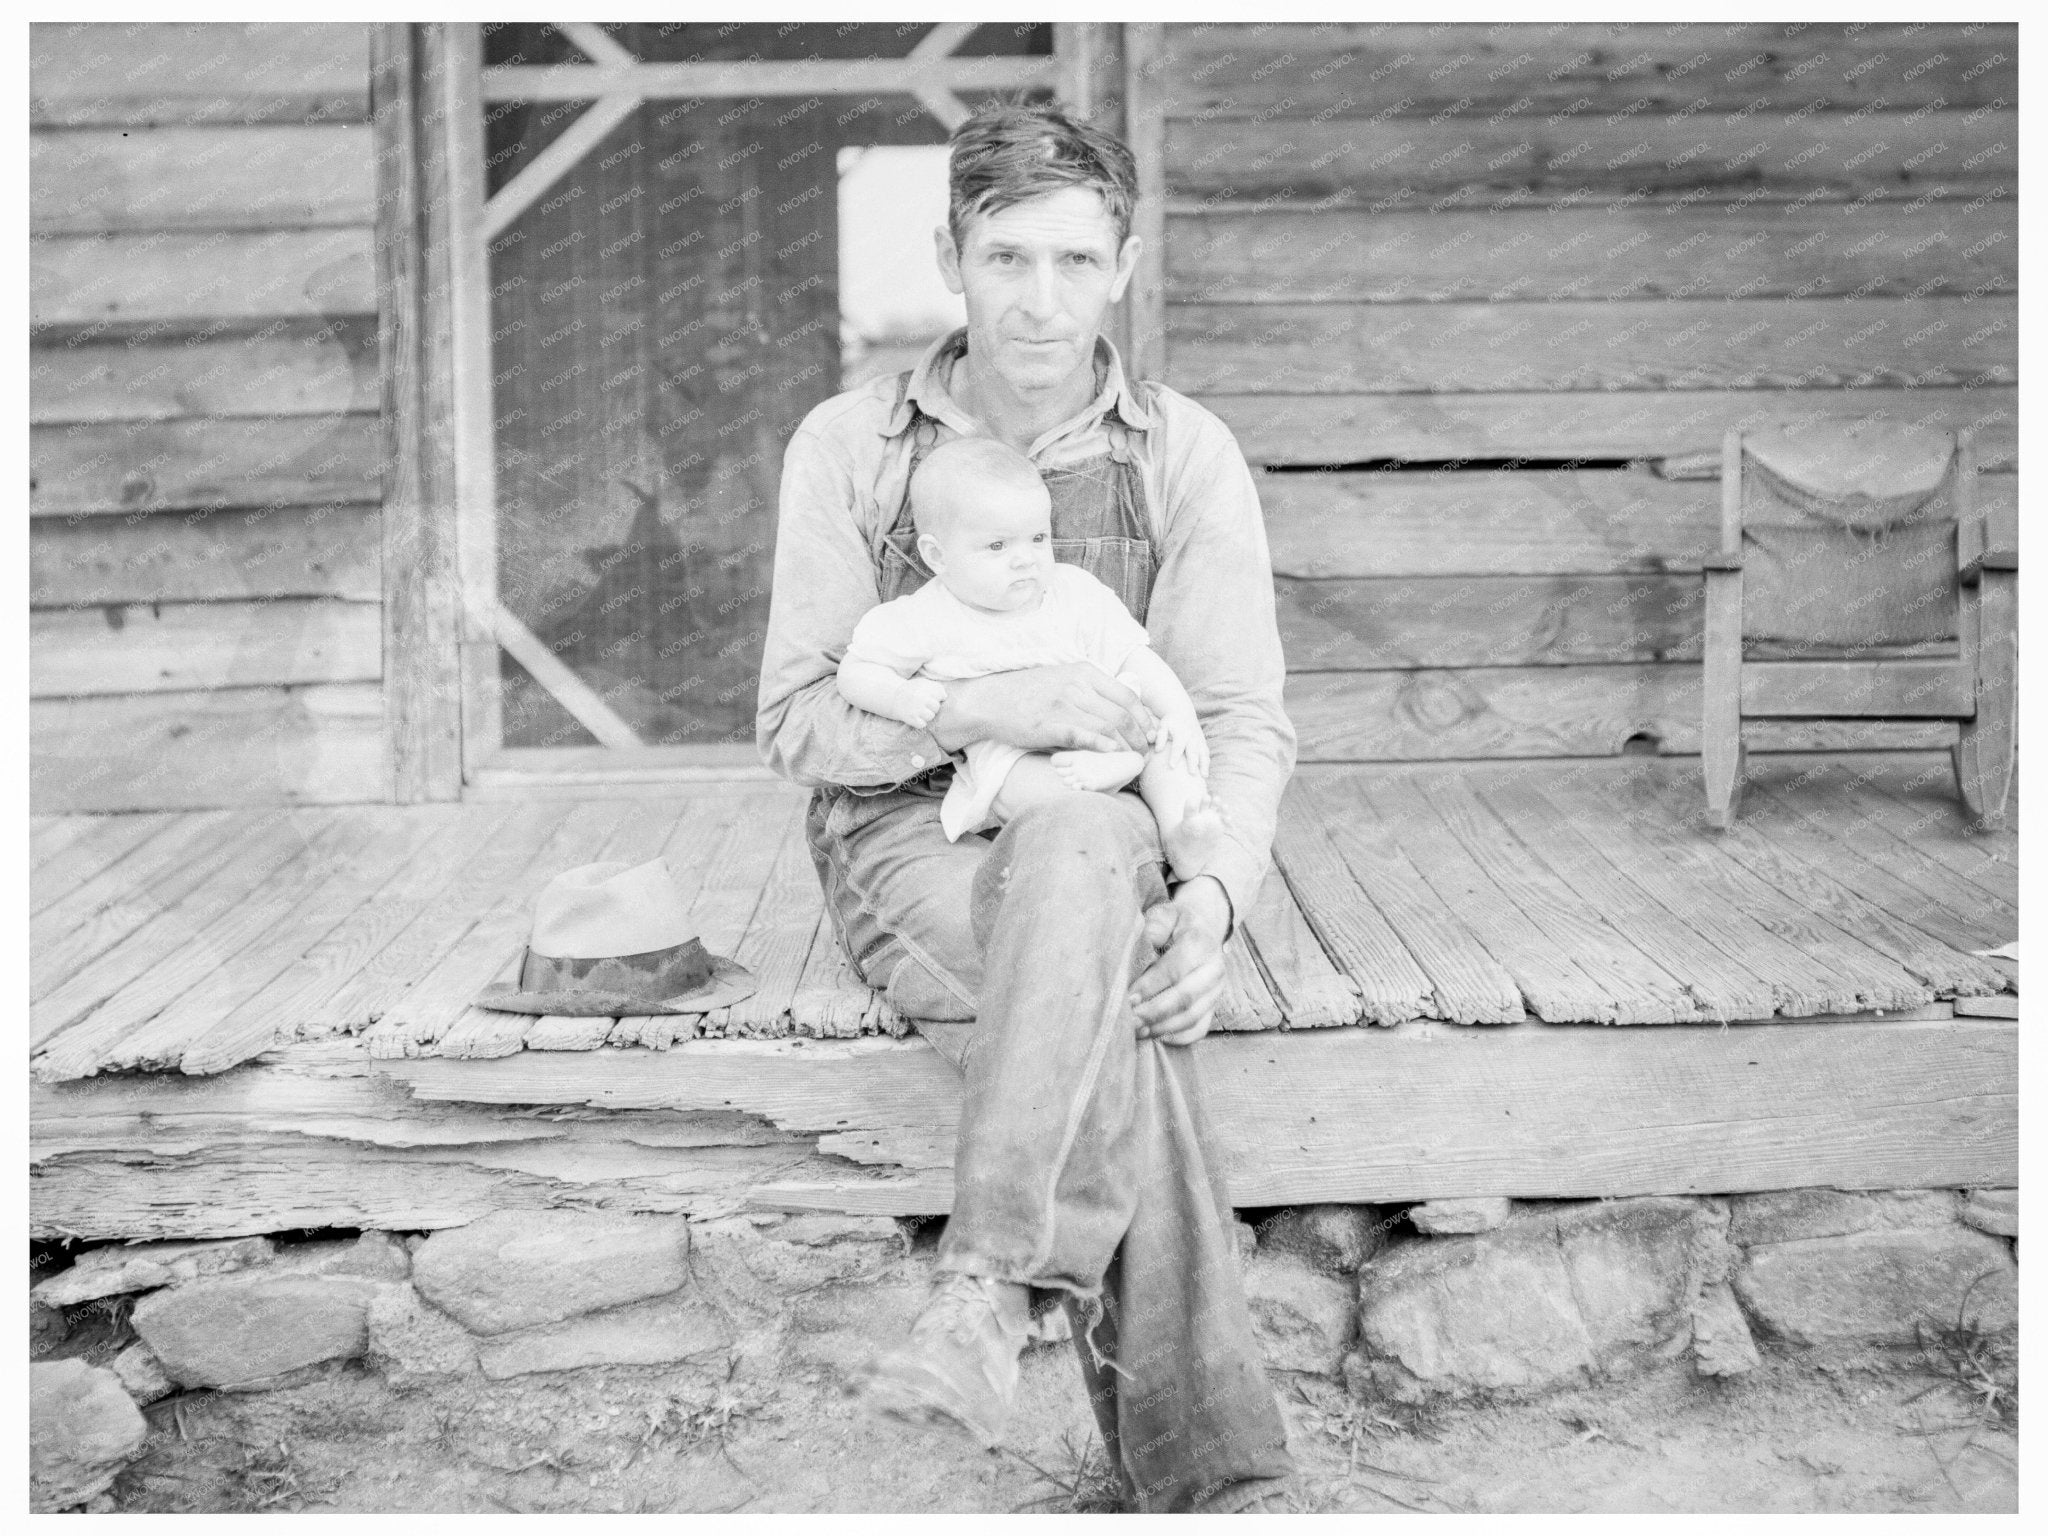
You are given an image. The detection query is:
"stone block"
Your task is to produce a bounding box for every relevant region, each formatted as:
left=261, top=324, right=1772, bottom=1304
left=366, top=1282, right=478, bottom=1385
left=33, top=1236, right=276, bottom=1307
left=110, top=1342, right=175, bottom=1405
left=1409, top=1197, right=1512, bottom=1235
left=1256, top=1204, right=1389, bottom=1274
left=1690, top=1282, right=1760, bottom=1377
left=31, top=1295, right=68, bottom=1358
left=30, top=1360, right=148, bottom=1512
left=475, top=1287, right=734, bottom=1380
left=1232, top=1219, right=1257, bottom=1262
left=410, top=1210, right=691, bottom=1336
left=731, top=1213, right=908, bottom=1289
left=1353, top=1196, right=1731, bottom=1402
left=1242, top=1249, right=1357, bottom=1375
left=1733, top=1226, right=2018, bottom=1348
left=1962, top=1188, right=2018, bottom=1238
left=1727, top=1187, right=1960, bottom=1247
left=132, top=1272, right=380, bottom=1390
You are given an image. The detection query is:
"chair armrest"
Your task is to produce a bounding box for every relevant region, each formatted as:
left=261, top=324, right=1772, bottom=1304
left=1699, top=552, right=1745, bottom=573
left=1961, top=548, right=2018, bottom=584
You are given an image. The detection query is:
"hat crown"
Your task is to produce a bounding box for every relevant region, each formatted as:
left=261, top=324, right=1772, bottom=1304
left=528, top=858, right=693, bottom=960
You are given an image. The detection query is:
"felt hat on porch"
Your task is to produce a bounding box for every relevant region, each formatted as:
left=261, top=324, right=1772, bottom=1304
left=476, top=857, right=756, bottom=1016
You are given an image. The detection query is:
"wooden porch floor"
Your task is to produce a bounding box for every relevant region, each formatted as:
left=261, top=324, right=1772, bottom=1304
left=30, top=752, right=2017, bottom=1085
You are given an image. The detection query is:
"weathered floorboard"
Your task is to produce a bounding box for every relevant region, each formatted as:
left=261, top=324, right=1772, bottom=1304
left=1239, top=870, right=1361, bottom=1030
left=1271, top=789, right=1434, bottom=1024
left=28, top=812, right=182, bottom=915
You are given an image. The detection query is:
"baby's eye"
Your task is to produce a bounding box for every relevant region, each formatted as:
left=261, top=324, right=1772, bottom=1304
left=1032, top=532, right=1049, bottom=543
left=988, top=539, right=1004, bottom=550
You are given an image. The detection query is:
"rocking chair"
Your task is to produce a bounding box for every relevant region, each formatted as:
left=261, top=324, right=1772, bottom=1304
left=1700, top=420, right=2017, bottom=828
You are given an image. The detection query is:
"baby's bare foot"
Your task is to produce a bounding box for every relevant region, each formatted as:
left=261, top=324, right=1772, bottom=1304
left=1050, top=749, right=1145, bottom=794
left=1161, top=796, right=1227, bottom=882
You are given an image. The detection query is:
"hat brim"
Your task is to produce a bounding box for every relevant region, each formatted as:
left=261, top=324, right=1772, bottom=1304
left=476, top=954, right=757, bottom=1018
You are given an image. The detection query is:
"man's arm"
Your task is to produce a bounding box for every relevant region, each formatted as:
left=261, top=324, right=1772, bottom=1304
left=756, top=426, right=953, bottom=788
left=1142, top=403, right=1298, bottom=932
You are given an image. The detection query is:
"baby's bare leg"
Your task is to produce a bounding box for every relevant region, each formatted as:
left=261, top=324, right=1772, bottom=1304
left=1048, top=747, right=1146, bottom=794
left=990, top=752, right=1091, bottom=822
left=1139, top=751, right=1226, bottom=882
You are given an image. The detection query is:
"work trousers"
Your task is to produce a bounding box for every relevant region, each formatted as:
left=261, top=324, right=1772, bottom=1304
left=806, top=777, right=1294, bottom=1512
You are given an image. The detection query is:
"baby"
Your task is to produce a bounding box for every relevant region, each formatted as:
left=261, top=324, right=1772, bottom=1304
left=837, top=436, right=1226, bottom=880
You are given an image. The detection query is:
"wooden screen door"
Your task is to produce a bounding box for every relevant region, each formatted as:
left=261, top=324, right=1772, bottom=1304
left=419, top=22, right=1123, bottom=793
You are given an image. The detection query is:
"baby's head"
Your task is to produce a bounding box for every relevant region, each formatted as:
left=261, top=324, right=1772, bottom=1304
left=910, top=437, right=1054, bottom=613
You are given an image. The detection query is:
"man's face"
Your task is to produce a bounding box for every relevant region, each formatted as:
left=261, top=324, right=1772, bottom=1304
left=936, top=186, right=1141, bottom=397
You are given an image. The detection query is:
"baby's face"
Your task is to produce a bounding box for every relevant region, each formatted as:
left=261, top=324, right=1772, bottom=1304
left=920, top=480, right=1055, bottom=613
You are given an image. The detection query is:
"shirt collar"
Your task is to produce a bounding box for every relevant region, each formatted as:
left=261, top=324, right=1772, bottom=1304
left=881, top=325, right=1153, bottom=439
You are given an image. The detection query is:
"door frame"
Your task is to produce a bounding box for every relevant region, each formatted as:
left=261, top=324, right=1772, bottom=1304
left=376, top=21, right=1146, bottom=800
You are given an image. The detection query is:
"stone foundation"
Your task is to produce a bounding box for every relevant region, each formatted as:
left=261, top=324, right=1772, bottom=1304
left=27, top=1186, right=2019, bottom=1507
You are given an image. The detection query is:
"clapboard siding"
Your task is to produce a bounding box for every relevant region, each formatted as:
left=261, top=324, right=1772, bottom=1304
left=1211, top=386, right=2018, bottom=469
left=30, top=23, right=389, bottom=810
left=1153, top=21, right=2020, bottom=763
left=1174, top=297, right=2015, bottom=394
left=31, top=506, right=383, bottom=607
left=1161, top=23, right=2017, bottom=117
left=31, top=598, right=383, bottom=697
left=1165, top=112, right=2014, bottom=210
left=32, top=416, right=384, bottom=516
left=1260, top=470, right=2019, bottom=579
left=32, top=229, right=379, bottom=330
left=1172, top=202, right=2019, bottom=305
left=31, top=683, right=389, bottom=812
left=29, top=23, right=372, bottom=127
left=30, top=126, right=376, bottom=233
left=31, top=320, right=381, bottom=423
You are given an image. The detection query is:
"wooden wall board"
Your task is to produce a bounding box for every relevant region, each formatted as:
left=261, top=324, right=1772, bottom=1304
left=1171, top=201, right=2018, bottom=305
left=31, top=597, right=383, bottom=697
left=30, top=683, right=390, bottom=813
left=32, top=229, right=378, bottom=329
left=1287, top=663, right=1701, bottom=762
left=30, top=23, right=373, bottom=128
left=1208, top=386, right=2018, bottom=469
left=1165, top=112, right=2014, bottom=208
left=1259, top=470, right=2019, bottom=581
left=1568, top=763, right=2010, bottom=1000
left=1278, top=573, right=1702, bottom=670
left=31, top=322, right=380, bottom=424
left=31, top=506, right=383, bottom=607
left=1295, top=776, right=1524, bottom=1023
left=31, top=125, right=376, bottom=233
left=1160, top=23, right=2015, bottom=118
left=1170, top=297, right=2015, bottom=396
left=33, top=415, right=383, bottom=516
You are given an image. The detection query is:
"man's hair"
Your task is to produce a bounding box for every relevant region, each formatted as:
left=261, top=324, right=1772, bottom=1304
left=946, top=102, right=1139, bottom=251
left=909, top=436, right=1048, bottom=542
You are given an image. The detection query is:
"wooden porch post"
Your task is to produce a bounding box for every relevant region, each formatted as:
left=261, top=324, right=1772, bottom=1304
left=371, top=22, right=464, bottom=801
left=1120, top=23, right=1167, bottom=386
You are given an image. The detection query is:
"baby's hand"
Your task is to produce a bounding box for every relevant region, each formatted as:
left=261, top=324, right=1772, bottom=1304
left=893, top=678, right=947, bottom=729
left=1155, top=711, right=1209, bottom=779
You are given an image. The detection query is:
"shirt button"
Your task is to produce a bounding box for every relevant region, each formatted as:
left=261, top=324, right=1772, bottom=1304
left=910, top=755, right=926, bottom=768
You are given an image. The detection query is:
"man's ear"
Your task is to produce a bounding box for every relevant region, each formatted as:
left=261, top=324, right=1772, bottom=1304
left=935, top=224, right=964, bottom=297
left=916, top=531, right=947, bottom=573
left=1108, top=232, right=1143, bottom=304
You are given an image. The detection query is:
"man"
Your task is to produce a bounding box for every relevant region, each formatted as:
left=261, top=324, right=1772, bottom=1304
left=756, top=103, right=1297, bottom=1514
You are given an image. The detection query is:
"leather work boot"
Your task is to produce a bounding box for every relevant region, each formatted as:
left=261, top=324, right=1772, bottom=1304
left=860, top=1270, right=1032, bottom=1448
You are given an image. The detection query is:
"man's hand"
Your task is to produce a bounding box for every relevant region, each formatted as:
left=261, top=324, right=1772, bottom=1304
left=1129, top=875, right=1232, bottom=1046
left=931, top=664, right=1158, bottom=757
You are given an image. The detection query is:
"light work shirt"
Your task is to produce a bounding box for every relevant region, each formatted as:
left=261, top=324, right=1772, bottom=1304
left=755, top=327, right=1297, bottom=929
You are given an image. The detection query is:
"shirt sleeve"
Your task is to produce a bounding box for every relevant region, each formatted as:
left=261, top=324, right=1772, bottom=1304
left=755, top=421, right=952, bottom=788
left=1142, top=403, right=1298, bottom=931
left=842, top=596, right=936, bottom=677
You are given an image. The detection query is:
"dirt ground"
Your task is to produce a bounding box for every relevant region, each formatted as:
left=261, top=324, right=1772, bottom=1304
left=99, top=1341, right=2016, bottom=1514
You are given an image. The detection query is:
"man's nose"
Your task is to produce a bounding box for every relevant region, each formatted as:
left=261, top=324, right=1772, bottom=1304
left=1018, top=258, right=1060, bottom=320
